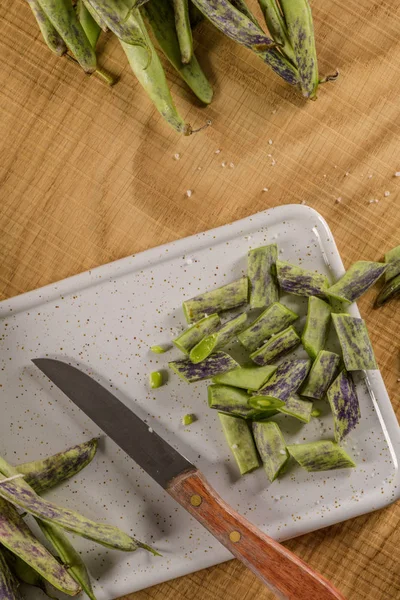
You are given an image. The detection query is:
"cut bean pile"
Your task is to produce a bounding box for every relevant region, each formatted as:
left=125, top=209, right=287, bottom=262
left=0, top=440, right=156, bottom=600
left=161, top=242, right=399, bottom=482
left=24, top=0, right=336, bottom=134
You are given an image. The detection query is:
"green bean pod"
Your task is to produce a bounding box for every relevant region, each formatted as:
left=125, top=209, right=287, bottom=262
left=191, top=0, right=299, bottom=86
left=25, top=0, right=67, bottom=56
left=38, top=522, right=96, bottom=600
left=121, top=12, right=192, bottom=134
left=143, top=0, right=213, bottom=104
left=76, top=0, right=101, bottom=48
left=375, top=273, right=400, bottom=307
left=173, top=0, right=193, bottom=63
left=6, top=554, right=48, bottom=595
left=0, top=497, right=80, bottom=595
left=81, top=0, right=108, bottom=31
left=0, top=456, right=156, bottom=554
left=85, top=0, right=149, bottom=47
left=37, top=0, right=97, bottom=72
left=257, top=0, right=296, bottom=64
left=16, top=438, right=98, bottom=494
left=278, top=0, right=318, bottom=97
left=0, top=548, right=22, bottom=600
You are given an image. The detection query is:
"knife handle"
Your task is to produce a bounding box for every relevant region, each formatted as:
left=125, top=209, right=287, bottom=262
left=167, top=469, right=346, bottom=600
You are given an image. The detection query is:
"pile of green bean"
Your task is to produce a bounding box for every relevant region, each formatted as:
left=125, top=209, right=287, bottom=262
left=25, top=0, right=331, bottom=134
left=0, top=439, right=156, bottom=600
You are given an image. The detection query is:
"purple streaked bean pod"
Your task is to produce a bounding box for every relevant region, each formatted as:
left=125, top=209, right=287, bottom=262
left=326, top=261, right=387, bottom=304
left=0, top=548, right=22, bottom=600
left=169, top=351, right=239, bottom=382
left=253, top=358, right=311, bottom=402
left=0, top=497, right=79, bottom=595
left=276, top=260, right=330, bottom=297
left=384, top=245, right=400, bottom=281
left=250, top=325, right=300, bottom=365
left=16, top=438, right=98, bottom=494
left=26, top=0, right=67, bottom=56
left=248, top=244, right=279, bottom=309
left=287, top=440, right=356, bottom=471
left=301, top=350, right=340, bottom=400
left=327, top=369, right=361, bottom=442
left=332, top=314, right=377, bottom=371
left=183, top=277, right=248, bottom=323
left=238, top=302, right=298, bottom=352
left=191, top=0, right=299, bottom=85
left=252, top=421, right=288, bottom=482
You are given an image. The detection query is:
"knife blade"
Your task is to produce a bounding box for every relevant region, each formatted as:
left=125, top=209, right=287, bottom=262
left=32, top=358, right=346, bottom=600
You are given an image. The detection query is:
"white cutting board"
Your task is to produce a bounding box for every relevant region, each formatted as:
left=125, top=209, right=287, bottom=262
left=0, top=205, right=399, bottom=599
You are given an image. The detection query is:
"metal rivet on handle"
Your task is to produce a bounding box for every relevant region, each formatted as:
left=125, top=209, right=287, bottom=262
left=229, top=531, right=241, bottom=543
left=190, top=494, right=202, bottom=507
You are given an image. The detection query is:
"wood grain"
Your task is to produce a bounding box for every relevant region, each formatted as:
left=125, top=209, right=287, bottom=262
left=0, top=0, right=399, bottom=599
left=167, top=468, right=346, bottom=600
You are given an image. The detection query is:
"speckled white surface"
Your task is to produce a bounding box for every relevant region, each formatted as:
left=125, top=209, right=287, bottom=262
left=0, top=205, right=399, bottom=599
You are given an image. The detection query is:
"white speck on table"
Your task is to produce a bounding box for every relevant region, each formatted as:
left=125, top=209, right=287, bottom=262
left=186, top=190, right=192, bottom=198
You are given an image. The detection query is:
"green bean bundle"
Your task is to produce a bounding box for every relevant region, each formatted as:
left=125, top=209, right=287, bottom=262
left=23, top=0, right=328, bottom=133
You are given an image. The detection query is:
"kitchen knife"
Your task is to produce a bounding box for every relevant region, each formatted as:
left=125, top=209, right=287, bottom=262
left=32, top=358, right=346, bottom=600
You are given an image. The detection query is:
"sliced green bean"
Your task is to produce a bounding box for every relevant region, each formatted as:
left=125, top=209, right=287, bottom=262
left=327, top=369, right=360, bottom=442
left=301, top=350, right=340, bottom=400
left=248, top=396, right=285, bottom=411
left=149, top=371, right=163, bottom=388
left=0, top=497, right=80, bottom=595
left=0, top=456, right=153, bottom=553
left=332, top=313, right=377, bottom=371
left=277, top=394, right=313, bottom=423
left=150, top=344, right=170, bottom=354
left=0, top=548, right=22, bottom=600
left=250, top=325, right=300, bottom=366
left=26, top=0, right=67, bottom=56
left=38, top=521, right=96, bottom=600
left=16, top=438, right=98, bottom=494
left=208, top=384, right=270, bottom=419
left=384, top=245, right=400, bottom=281
left=212, top=364, right=277, bottom=391
left=238, top=302, right=298, bottom=352
left=278, top=0, right=318, bottom=98
left=276, top=260, right=329, bottom=297
left=190, top=313, right=248, bottom=363
left=248, top=244, right=279, bottom=309
left=375, top=273, right=400, bottom=307
left=257, top=0, right=296, bottom=64
left=182, top=414, right=196, bottom=426
left=121, top=15, right=191, bottom=135
left=76, top=0, right=101, bottom=48
left=252, top=358, right=311, bottom=403
left=173, top=0, right=193, bottom=63
left=218, top=413, right=259, bottom=475
left=37, top=0, right=97, bottom=72
left=169, top=351, right=239, bottom=382
left=252, top=421, right=288, bottom=482
left=287, top=440, right=356, bottom=471
left=173, top=314, right=221, bottom=355
left=143, top=0, right=213, bottom=104
left=326, top=261, right=387, bottom=304
left=183, top=277, right=248, bottom=323
left=301, top=296, right=331, bottom=359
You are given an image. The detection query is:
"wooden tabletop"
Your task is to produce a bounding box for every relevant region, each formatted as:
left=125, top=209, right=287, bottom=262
left=1, top=0, right=399, bottom=599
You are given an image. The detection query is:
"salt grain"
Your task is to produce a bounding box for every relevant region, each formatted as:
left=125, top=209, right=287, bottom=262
left=384, top=191, right=390, bottom=197
left=215, top=149, right=221, bottom=154
left=244, top=235, right=252, bottom=241
left=186, top=258, right=193, bottom=265
left=186, top=189, right=192, bottom=198
left=345, top=171, right=350, bottom=177
left=271, top=159, right=276, bottom=166
left=229, top=162, right=235, bottom=168
left=231, top=444, right=238, bottom=450
left=368, top=199, right=378, bottom=204
left=394, top=172, right=400, bottom=177
left=262, top=187, right=269, bottom=192
left=173, top=153, right=181, bottom=160
left=197, top=166, right=202, bottom=171
left=221, top=162, right=227, bottom=168
left=300, top=200, right=306, bottom=205
left=336, top=197, right=342, bottom=204
left=148, top=427, right=153, bottom=433
left=268, top=139, right=273, bottom=145
left=368, top=174, right=373, bottom=179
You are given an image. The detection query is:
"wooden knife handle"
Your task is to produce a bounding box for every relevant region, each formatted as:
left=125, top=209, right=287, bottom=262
left=167, top=469, right=346, bottom=600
